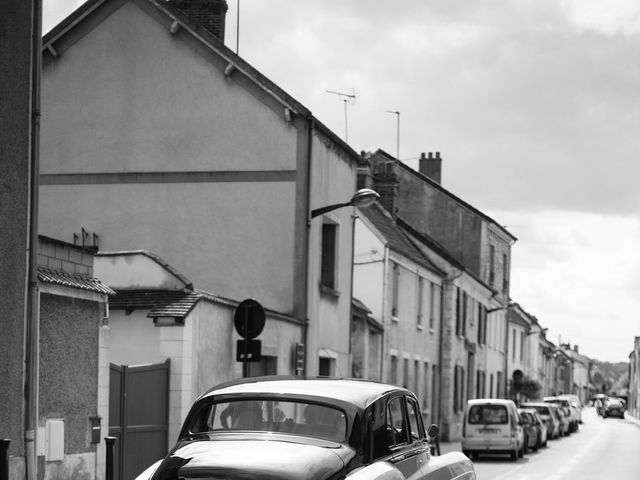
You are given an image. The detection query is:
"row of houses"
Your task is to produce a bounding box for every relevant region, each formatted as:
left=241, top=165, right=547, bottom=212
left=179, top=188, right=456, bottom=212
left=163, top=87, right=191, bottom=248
left=0, top=1, right=600, bottom=479
left=629, top=338, right=640, bottom=419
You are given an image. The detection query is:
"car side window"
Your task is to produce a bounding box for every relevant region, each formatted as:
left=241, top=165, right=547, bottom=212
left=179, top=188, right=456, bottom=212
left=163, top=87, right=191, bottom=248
left=406, top=397, right=425, bottom=442
left=386, top=396, right=409, bottom=447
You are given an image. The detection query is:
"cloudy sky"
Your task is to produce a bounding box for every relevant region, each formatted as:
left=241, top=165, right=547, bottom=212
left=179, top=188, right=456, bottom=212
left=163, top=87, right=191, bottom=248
left=43, top=0, right=640, bottom=362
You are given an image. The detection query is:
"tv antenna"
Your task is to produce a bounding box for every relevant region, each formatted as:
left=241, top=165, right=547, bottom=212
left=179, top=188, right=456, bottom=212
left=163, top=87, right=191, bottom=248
left=326, top=89, right=357, bottom=142
left=386, top=110, right=400, bottom=160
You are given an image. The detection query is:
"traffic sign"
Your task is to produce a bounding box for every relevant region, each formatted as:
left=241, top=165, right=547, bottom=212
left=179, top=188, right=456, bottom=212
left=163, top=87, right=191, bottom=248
left=236, top=339, right=262, bottom=362
left=234, top=298, right=265, bottom=339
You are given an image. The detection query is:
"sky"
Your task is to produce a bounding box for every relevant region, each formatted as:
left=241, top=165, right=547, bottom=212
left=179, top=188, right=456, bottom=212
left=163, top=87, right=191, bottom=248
left=42, top=0, right=640, bottom=363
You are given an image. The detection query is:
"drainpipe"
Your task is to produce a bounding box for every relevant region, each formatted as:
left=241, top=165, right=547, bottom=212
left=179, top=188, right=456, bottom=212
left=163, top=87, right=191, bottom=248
left=379, top=245, right=390, bottom=381
left=25, top=1, right=42, bottom=479
left=302, top=117, right=314, bottom=376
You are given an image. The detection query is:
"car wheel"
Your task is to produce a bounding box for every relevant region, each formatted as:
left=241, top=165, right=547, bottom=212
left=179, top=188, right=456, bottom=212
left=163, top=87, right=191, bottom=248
left=510, top=449, right=518, bottom=461
left=533, top=434, right=540, bottom=452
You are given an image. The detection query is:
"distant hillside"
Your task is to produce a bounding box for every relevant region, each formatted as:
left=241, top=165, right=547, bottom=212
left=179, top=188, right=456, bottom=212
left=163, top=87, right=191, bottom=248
left=590, top=360, right=629, bottom=394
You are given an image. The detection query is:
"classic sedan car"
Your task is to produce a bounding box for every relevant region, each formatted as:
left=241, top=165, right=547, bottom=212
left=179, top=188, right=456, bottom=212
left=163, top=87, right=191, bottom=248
left=135, top=376, right=475, bottom=480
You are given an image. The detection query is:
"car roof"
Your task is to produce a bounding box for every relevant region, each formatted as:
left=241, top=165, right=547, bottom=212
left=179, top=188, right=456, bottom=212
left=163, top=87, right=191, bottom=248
left=199, top=376, right=408, bottom=410
left=467, top=398, right=516, bottom=406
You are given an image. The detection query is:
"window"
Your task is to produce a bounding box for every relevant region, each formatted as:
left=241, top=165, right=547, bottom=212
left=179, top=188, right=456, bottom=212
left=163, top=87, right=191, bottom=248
left=389, top=355, right=398, bottom=386
left=414, top=360, right=420, bottom=397
left=417, top=277, right=424, bottom=328
left=423, top=362, right=430, bottom=410
left=477, top=304, right=487, bottom=346
left=403, top=357, right=409, bottom=389
left=456, top=288, right=467, bottom=336
left=319, top=357, right=333, bottom=376
left=454, top=365, right=465, bottom=413
left=476, top=370, right=486, bottom=398
left=489, top=373, right=494, bottom=398
left=468, top=404, right=508, bottom=425
left=406, top=397, right=425, bottom=441
left=431, top=365, right=438, bottom=423
left=391, top=262, right=400, bottom=317
left=496, top=371, right=503, bottom=397
left=386, top=396, right=408, bottom=447
left=520, top=331, right=525, bottom=361
left=321, top=223, right=338, bottom=289
left=489, top=245, right=496, bottom=285
left=429, top=283, right=437, bottom=330
left=502, top=253, right=509, bottom=293
left=512, top=329, right=517, bottom=359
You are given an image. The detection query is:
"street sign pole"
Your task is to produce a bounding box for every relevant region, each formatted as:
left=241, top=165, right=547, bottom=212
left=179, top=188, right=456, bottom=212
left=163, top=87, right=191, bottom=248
left=243, top=306, right=249, bottom=377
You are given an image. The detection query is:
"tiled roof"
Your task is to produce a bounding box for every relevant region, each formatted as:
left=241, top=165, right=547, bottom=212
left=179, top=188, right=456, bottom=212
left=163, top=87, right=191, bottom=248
left=109, top=289, right=201, bottom=318
left=38, top=266, right=115, bottom=295
left=360, top=203, right=442, bottom=274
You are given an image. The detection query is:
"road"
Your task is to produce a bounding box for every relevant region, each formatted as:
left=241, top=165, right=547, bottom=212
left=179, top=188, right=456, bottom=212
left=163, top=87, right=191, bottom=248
left=442, top=407, right=640, bottom=480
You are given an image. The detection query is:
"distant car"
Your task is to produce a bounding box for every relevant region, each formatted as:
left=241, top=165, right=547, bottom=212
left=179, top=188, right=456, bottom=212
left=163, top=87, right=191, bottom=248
left=603, top=397, right=625, bottom=419
left=461, top=399, right=525, bottom=461
left=134, top=376, right=476, bottom=480
left=520, top=402, right=559, bottom=440
left=550, top=403, right=570, bottom=436
left=517, top=409, right=540, bottom=453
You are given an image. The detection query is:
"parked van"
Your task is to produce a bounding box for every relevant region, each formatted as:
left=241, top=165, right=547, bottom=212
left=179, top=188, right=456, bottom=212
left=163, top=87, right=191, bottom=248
left=461, top=399, right=525, bottom=461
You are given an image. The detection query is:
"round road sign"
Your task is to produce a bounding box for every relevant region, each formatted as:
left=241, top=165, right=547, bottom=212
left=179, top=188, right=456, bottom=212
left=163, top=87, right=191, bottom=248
left=234, top=298, right=265, bottom=339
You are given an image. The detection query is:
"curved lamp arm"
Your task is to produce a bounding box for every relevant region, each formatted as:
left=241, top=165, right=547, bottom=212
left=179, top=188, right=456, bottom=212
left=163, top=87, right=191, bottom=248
left=310, top=189, right=380, bottom=219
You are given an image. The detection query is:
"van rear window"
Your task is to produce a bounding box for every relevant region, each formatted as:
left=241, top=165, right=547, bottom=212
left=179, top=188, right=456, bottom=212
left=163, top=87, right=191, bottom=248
left=468, top=405, right=508, bottom=424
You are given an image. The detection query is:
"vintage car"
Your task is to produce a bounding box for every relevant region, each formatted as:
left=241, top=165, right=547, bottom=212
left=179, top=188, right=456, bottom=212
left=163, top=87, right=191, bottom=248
left=135, top=376, right=475, bottom=480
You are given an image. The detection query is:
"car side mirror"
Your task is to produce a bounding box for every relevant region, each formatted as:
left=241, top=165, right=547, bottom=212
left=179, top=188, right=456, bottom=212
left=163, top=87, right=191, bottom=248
left=427, top=423, right=440, bottom=439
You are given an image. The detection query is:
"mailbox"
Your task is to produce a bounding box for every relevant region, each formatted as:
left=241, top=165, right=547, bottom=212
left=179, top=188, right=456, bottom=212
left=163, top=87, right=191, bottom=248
left=89, top=417, right=101, bottom=444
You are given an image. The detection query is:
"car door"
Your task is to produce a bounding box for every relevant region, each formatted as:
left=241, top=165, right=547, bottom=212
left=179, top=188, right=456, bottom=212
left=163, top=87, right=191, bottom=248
left=383, top=395, right=429, bottom=480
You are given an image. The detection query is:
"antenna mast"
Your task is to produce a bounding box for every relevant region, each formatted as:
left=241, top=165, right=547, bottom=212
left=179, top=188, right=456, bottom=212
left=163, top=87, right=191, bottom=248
left=326, top=89, right=356, bottom=142
left=387, top=110, right=400, bottom=160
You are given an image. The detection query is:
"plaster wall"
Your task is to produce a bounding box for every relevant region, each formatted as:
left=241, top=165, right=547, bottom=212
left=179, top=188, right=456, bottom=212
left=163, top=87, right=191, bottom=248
left=39, top=1, right=299, bottom=314
left=306, top=132, right=358, bottom=377
left=109, top=310, right=163, bottom=365
left=353, top=217, right=385, bottom=320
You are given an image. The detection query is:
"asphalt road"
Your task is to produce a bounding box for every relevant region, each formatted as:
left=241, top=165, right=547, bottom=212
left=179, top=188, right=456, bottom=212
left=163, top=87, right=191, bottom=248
left=441, top=406, right=640, bottom=480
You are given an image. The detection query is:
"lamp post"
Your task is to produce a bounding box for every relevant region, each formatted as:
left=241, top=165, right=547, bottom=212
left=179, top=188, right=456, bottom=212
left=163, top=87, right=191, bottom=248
left=310, top=188, right=380, bottom=219
left=304, top=188, right=379, bottom=377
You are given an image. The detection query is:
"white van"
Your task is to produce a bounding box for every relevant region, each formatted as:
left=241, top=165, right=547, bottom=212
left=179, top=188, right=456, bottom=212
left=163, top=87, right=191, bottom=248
left=461, top=399, right=525, bottom=461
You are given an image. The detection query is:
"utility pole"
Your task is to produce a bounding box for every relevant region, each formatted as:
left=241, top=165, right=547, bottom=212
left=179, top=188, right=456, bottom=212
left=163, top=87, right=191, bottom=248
left=386, top=110, right=400, bottom=160
left=326, top=89, right=356, bottom=143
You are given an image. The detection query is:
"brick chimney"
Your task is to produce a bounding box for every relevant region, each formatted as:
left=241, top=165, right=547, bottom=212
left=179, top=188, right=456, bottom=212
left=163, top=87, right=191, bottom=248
left=419, top=151, right=442, bottom=184
left=167, top=0, right=228, bottom=42
left=370, top=153, right=399, bottom=217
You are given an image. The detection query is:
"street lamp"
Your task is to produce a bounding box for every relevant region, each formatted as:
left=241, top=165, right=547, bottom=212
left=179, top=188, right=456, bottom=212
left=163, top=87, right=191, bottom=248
left=310, top=188, right=380, bottom=218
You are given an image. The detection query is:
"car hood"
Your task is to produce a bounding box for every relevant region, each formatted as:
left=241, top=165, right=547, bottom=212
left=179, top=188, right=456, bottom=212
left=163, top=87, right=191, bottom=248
left=150, top=436, right=353, bottom=480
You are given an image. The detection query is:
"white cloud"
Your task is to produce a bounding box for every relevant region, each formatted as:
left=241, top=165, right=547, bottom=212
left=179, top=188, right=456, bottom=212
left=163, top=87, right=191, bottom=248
left=562, top=0, right=640, bottom=35
left=492, top=210, right=640, bottom=362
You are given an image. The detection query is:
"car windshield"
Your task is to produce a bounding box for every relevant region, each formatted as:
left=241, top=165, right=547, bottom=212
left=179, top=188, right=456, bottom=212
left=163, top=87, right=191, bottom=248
left=187, top=399, right=347, bottom=442
left=468, top=405, right=508, bottom=424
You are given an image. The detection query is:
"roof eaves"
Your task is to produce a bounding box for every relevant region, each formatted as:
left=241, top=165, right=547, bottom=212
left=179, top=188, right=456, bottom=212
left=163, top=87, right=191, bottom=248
left=38, top=266, right=115, bottom=295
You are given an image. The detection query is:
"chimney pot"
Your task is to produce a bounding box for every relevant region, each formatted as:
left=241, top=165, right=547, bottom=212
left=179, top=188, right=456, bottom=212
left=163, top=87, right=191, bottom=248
left=168, top=0, right=228, bottom=42
left=419, top=151, right=442, bottom=184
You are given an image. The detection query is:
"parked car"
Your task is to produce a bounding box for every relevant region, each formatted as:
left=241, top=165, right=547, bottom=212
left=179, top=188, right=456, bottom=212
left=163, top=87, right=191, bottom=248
left=558, top=394, right=583, bottom=423
left=544, top=396, right=577, bottom=433
left=520, top=402, right=559, bottom=440
left=461, top=399, right=525, bottom=461
left=517, top=409, right=540, bottom=453
left=603, top=397, right=625, bottom=418
left=134, top=376, right=476, bottom=480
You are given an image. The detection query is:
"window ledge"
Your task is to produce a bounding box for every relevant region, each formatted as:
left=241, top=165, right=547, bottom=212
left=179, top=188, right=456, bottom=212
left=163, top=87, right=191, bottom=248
left=429, top=328, right=436, bottom=335
left=417, top=324, right=423, bottom=331
left=391, top=315, right=399, bottom=323
left=320, top=284, right=341, bottom=298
